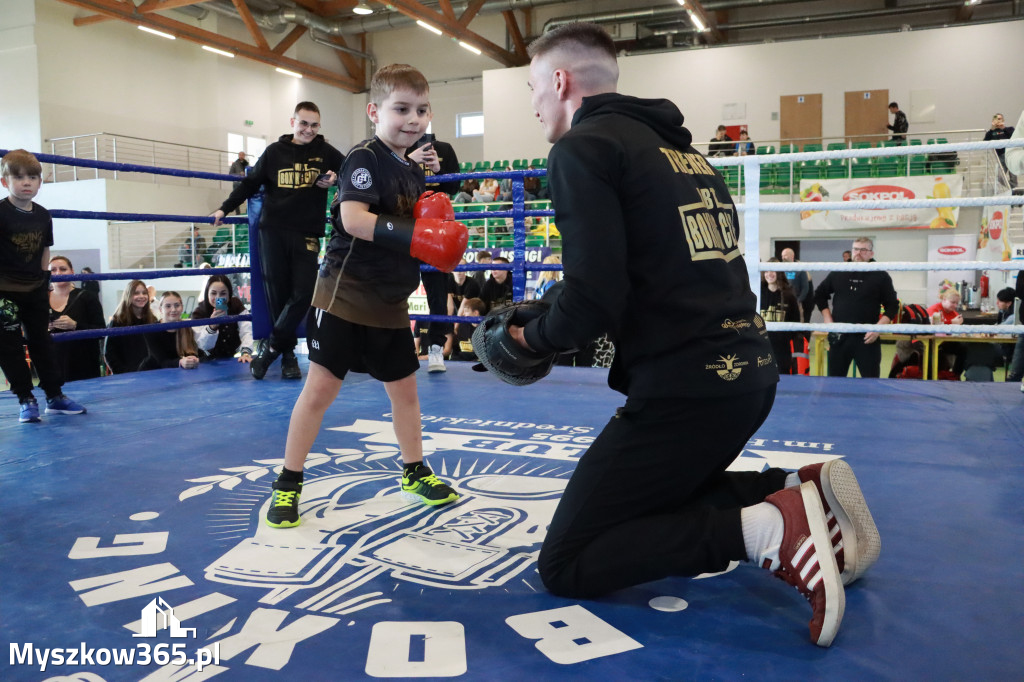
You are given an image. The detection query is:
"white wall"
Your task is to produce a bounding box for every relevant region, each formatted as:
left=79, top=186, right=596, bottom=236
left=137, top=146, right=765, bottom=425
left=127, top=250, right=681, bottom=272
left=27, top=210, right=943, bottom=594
left=482, top=21, right=1024, bottom=165
left=33, top=0, right=357, bottom=156
left=0, top=0, right=42, bottom=152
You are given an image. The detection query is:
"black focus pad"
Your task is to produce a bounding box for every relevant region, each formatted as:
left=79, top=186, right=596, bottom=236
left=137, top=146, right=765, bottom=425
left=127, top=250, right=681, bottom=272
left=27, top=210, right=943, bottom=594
left=471, top=301, right=557, bottom=386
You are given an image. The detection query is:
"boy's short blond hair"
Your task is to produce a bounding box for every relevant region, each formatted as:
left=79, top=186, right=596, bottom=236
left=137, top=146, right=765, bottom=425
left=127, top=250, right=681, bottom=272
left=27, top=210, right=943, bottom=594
left=1, top=149, right=42, bottom=178
left=369, top=64, right=429, bottom=105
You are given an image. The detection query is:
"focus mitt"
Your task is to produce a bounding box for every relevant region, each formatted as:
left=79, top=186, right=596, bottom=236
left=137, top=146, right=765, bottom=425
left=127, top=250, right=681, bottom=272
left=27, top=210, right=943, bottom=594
left=471, top=301, right=556, bottom=386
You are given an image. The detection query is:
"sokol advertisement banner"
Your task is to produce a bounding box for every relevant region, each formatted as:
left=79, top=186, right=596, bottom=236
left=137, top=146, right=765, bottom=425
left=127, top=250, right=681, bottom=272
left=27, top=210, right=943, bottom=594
left=800, top=174, right=963, bottom=230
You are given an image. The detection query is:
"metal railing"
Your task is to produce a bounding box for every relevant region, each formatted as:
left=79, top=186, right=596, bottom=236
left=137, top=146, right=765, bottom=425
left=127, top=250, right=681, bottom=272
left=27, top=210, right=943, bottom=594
left=46, top=132, right=240, bottom=190
left=109, top=220, right=250, bottom=270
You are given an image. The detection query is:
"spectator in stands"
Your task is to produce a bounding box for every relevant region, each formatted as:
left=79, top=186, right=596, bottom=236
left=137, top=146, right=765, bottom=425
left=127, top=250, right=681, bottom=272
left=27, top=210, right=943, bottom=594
left=191, top=274, right=253, bottom=363
left=781, top=247, right=814, bottom=326
left=79, top=266, right=100, bottom=295
left=887, top=102, right=908, bottom=143
left=452, top=258, right=481, bottom=311
left=473, top=177, right=500, bottom=203
left=760, top=259, right=801, bottom=375
left=471, top=250, right=492, bottom=289
left=735, top=130, right=755, bottom=156
left=140, top=291, right=199, bottom=371
left=708, top=125, right=734, bottom=157
left=104, top=279, right=157, bottom=374
left=927, top=289, right=966, bottom=378
left=178, top=224, right=206, bottom=267
left=842, top=250, right=852, bottom=262
left=480, top=256, right=514, bottom=310
left=407, top=134, right=461, bottom=375
left=228, top=151, right=249, bottom=214
left=984, top=113, right=1016, bottom=187
left=523, top=166, right=548, bottom=200
left=452, top=178, right=479, bottom=203
left=815, top=237, right=899, bottom=378
left=47, top=256, right=105, bottom=382
left=533, top=254, right=562, bottom=300
left=451, top=297, right=486, bottom=362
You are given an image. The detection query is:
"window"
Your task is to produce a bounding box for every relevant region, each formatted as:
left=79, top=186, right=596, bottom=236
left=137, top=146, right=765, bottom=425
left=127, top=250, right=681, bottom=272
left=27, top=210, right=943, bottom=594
left=457, top=112, right=484, bottom=138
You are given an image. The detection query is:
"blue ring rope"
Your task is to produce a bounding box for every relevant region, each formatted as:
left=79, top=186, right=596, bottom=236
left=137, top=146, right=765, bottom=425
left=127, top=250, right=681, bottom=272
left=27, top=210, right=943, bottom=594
left=51, top=314, right=253, bottom=342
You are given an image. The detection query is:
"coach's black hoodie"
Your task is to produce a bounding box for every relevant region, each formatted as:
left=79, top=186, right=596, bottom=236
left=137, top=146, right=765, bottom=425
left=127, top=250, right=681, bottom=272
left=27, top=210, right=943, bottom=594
left=218, top=134, right=344, bottom=237
left=523, top=93, right=778, bottom=398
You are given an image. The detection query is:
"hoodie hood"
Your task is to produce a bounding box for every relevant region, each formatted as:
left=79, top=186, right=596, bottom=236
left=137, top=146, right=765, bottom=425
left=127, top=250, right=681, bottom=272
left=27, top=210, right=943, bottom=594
left=573, top=93, right=693, bottom=149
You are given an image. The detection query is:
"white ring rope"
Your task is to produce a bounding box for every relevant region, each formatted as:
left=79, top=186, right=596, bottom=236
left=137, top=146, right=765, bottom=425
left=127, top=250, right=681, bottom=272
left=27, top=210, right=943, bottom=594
left=758, top=261, right=1022, bottom=272
left=741, top=195, right=1024, bottom=212
left=767, top=322, right=1024, bottom=335
left=711, top=138, right=1024, bottom=167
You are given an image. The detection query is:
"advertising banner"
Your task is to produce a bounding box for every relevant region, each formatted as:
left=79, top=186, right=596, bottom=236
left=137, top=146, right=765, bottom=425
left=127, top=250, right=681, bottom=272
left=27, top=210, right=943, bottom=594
left=976, top=194, right=1014, bottom=262
left=926, top=233, right=977, bottom=302
left=800, top=174, right=963, bottom=230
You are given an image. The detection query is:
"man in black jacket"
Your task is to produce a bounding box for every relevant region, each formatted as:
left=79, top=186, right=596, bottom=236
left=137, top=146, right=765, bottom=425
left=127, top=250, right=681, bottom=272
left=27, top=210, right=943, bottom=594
left=213, top=102, right=344, bottom=380
left=407, top=133, right=461, bottom=373
left=502, top=23, right=879, bottom=647
left=814, top=237, right=899, bottom=378
left=887, top=102, right=908, bottom=143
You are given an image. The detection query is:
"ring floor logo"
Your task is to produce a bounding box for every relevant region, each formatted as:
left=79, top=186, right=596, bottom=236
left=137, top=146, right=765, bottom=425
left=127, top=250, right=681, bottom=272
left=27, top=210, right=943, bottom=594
left=36, top=414, right=841, bottom=680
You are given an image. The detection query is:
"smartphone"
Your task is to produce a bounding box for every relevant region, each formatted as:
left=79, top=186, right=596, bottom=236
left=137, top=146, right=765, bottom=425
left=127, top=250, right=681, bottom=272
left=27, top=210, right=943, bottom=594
left=215, top=297, right=228, bottom=311
left=315, top=173, right=330, bottom=184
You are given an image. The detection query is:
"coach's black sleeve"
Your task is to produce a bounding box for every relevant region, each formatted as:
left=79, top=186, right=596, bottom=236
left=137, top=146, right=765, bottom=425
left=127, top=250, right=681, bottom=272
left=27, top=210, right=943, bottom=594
left=523, top=132, right=628, bottom=355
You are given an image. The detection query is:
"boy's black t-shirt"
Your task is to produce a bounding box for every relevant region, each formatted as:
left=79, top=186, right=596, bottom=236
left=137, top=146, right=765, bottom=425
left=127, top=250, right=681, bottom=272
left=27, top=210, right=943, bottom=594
left=452, top=276, right=481, bottom=311
left=0, top=198, right=53, bottom=292
left=311, top=137, right=424, bottom=328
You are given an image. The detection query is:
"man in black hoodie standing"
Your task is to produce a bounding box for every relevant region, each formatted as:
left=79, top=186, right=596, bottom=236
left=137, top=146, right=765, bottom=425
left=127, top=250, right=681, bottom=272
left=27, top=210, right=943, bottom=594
left=213, top=102, right=344, bottom=380
left=501, top=23, right=879, bottom=647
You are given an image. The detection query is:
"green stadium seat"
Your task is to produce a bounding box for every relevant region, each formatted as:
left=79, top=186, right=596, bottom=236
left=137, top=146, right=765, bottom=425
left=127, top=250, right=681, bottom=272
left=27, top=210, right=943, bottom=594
left=909, top=154, right=928, bottom=175
left=459, top=161, right=473, bottom=173
left=797, top=162, right=823, bottom=181
left=871, top=156, right=900, bottom=177
left=853, top=141, right=873, bottom=149
left=512, top=159, right=527, bottom=170
left=909, top=139, right=923, bottom=147
left=473, top=160, right=491, bottom=172
left=827, top=142, right=847, bottom=152
left=851, top=160, right=873, bottom=178
left=492, top=160, right=509, bottom=171
left=802, top=143, right=823, bottom=154
left=778, top=144, right=797, bottom=154
left=530, top=157, right=547, bottom=168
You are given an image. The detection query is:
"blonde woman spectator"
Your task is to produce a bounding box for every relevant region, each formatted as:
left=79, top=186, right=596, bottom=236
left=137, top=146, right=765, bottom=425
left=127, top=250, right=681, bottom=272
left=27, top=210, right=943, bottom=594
left=534, top=254, right=562, bottom=300
left=140, top=291, right=199, bottom=370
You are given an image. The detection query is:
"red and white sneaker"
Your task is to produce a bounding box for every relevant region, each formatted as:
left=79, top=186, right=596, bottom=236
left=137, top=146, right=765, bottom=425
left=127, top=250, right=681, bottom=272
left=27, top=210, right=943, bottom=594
left=799, top=460, right=881, bottom=586
left=764, top=482, right=845, bottom=647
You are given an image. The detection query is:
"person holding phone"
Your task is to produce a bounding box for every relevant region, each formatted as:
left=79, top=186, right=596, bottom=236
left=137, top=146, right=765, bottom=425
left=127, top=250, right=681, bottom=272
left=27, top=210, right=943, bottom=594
left=191, top=275, right=253, bottom=362
left=407, top=132, right=461, bottom=373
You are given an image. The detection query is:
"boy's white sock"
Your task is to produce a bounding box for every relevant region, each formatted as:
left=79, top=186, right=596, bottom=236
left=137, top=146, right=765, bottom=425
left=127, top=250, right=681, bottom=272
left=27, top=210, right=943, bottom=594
left=741, top=502, right=784, bottom=570
left=785, top=472, right=800, bottom=488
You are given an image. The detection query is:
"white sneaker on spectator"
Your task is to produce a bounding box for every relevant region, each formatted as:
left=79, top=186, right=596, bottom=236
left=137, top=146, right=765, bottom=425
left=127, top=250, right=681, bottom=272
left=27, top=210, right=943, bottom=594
left=428, top=345, right=446, bottom=373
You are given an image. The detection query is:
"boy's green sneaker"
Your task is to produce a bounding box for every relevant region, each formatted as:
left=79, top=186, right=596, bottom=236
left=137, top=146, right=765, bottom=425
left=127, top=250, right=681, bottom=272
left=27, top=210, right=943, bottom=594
left=265, top=480, right=302, bottom=528
left=401, top=465, right=459, bottom=506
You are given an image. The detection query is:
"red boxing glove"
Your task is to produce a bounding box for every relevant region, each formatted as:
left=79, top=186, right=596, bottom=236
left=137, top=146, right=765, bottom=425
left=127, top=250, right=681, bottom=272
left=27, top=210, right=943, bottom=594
left=414, top=190, right=455, bottom=221
left=373, top=213, right=468, bottom=273
left=410, top=218, right=468, bottom=273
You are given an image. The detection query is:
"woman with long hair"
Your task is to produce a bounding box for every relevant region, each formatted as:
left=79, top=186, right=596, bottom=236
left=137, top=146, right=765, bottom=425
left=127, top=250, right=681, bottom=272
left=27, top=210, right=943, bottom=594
left=533, top=254, right=562, bottom=300
left=140, top=291, right=199, bottom=370
left=104, top=279, right=157, bottom=374
left=760, top=258, right=801, bottom=374
left=191, top=275, right=253, bottom=362
left=47, top=255, right=105, bottom=381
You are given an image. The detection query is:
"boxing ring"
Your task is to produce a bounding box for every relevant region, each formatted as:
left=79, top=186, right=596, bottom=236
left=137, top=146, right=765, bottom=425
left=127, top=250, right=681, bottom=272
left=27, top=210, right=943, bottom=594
left=1, top=142, right=1023, bottom=681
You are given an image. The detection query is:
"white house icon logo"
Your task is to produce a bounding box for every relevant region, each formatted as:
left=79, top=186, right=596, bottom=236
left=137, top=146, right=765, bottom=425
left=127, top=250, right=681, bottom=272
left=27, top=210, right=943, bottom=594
left=132, top=597, right=196, bottom=638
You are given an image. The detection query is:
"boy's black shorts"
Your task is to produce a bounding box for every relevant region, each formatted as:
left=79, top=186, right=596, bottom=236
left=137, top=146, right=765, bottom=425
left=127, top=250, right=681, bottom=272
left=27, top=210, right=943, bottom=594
left=306, top=307, right=418, bottom=382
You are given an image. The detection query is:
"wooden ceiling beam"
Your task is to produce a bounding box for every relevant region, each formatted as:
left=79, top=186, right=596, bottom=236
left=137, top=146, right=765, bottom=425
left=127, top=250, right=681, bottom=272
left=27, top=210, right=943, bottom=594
left=56, top=0, right=362, bottom=91
left=272, top=25, right=308, bottom=55
left=383, top=0, right=525, bottom=67
left=502, top=10, right=528, bottom=62
left=230, top=0, right=270, bottom=51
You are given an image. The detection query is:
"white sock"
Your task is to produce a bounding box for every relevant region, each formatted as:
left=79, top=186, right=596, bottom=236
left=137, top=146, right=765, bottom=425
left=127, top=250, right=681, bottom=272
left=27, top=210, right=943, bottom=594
left=785, top=472, right=800, bottom=488
left=741, top=502, right=784, bottom=570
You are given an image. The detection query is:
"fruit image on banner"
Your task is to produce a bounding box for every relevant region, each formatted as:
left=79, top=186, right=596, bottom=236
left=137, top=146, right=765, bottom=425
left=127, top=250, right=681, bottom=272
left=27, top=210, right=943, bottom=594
left=977, top=199, right=1014, bottom=262
left=800, top=175, right=964, bottom=230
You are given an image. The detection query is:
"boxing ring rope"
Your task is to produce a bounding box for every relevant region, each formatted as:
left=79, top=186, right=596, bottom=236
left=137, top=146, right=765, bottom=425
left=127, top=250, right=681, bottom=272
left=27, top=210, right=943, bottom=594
left=5, top=139, right=1022, bottom=346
